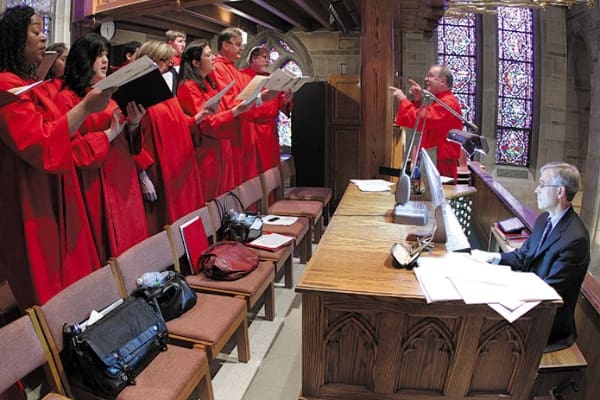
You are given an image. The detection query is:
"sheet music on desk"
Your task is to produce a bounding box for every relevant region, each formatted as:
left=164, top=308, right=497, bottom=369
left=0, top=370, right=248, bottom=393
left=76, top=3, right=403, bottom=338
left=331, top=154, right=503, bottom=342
left=350, top=179, right=394, bottom=192
left=414, top=252, right=561, bottom=322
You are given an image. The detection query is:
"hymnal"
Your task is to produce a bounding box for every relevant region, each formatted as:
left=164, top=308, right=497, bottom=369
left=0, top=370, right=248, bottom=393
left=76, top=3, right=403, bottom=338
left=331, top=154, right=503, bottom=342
left=236, top=75, right=269, bottom=104
left=205, top=80, right=234, bottom=111
left=0, top=80, right=45, bottom=108
left=265, top=68, right=310, bottom=92
left=179, top=216, right=210, bottom=274
left=36, top=51, right=59, bottom=81
left=497, top=217, right=525, bottom=234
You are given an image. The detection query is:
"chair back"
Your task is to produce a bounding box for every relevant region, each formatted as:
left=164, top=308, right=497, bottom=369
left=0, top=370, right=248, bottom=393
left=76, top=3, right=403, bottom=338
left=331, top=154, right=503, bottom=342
left=236, top=176, right=265, bottom=213
left=0, top=312, right=65, bottom=395
left=165, top=207, right=212, bottom=272
left=34, top=266, right=123, bottom=354
left=279, top=155, right=297, bottom=186
left=260, top=167, right=284, bottom=205
left=111, top=230, right=174, bottom=296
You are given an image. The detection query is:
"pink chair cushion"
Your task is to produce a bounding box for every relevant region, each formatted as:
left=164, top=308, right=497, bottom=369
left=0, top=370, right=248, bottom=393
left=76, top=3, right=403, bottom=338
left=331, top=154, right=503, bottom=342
left=262, top=217, right=310, bottom=243
left=268, top=200, right=322, bottom=220
left=285, top=187, right=331, bottom=205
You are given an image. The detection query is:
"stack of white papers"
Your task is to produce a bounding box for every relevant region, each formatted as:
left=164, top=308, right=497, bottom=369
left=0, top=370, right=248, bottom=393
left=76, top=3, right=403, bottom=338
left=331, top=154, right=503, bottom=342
left=248, top=233, right=295, bottom=251
left=414, top=253, right=561, bottom=322
left=350, top=179, right=394, bottom=192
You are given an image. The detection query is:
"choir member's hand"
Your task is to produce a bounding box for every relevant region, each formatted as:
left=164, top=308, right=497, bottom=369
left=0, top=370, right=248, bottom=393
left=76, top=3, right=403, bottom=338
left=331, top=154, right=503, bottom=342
left=105, top=108, right=126, bottom=142
left=407, top=79, right=423, bottom=104
left=470, top=249, right=501, bottom=264
left=261, top=89, right=279, bottom=102
left=193, top=108, right=214, bottom=125
left=282, top=89, right=293, bottom=104
left=82, top=87, right=118, bottom=114
left=389, top=86, right=407, bottom=101
left=139, top=170, right=158, bottom=202
left=126, top=102, right=146, bottom=127
left=232, top=101, right=253, bottom=117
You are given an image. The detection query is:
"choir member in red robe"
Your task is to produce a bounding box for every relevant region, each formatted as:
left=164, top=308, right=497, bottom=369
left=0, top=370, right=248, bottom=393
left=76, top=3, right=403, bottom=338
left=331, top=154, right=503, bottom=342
left=54, top=33, right=149, bottom=262
left=392, top=64, right=463, bottom=180
left=177, top=41, right=254, bottom=201
left=240, top=46, right=294, bottom=173
left=39, top=41, right=67, bottom=99
left=0, top=6, right=115, bottom=308
left=165, top=29, right=186, bottom=68
left=134, top=41, right=205, bottom=234
left=210, top=28, right=252, bottom=186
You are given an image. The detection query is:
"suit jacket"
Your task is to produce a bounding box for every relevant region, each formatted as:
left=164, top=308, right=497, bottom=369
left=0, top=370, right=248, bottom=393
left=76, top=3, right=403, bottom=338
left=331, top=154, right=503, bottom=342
left=500, top=207, right=589, bottom=349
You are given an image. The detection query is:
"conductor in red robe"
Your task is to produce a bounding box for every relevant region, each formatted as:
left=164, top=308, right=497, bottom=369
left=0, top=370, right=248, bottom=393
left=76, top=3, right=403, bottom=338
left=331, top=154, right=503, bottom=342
left=0, top=6, right=115, bottom=308
left=392, top=64, right=463, bottom=180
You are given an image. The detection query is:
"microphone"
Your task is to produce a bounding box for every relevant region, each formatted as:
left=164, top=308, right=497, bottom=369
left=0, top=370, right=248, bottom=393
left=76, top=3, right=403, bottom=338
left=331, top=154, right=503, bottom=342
left=422, top=89, right=478, bottom=132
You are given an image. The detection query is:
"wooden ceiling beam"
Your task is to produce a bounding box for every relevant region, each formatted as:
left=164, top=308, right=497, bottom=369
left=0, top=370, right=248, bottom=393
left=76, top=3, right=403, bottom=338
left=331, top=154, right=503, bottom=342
left=288, top=0, right=331, bottom=29
left=216, top=1, right=289, bottom=32
left=122, top=15, right=212, bottom=38
left=154, top=10, right=224, bottom=33
left=185, top=5, right=258, bottom=34
left=249, top=0, right=312, bottom=31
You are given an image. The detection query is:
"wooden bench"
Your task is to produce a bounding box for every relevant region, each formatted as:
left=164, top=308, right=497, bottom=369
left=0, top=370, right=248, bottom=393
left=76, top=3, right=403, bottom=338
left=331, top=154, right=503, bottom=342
left=532, top=343, right=588, bottom=399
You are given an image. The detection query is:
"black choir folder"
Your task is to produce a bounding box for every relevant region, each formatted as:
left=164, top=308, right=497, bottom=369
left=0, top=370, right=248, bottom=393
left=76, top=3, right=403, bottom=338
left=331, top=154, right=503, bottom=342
left=93, top=55, right=172, bottom=115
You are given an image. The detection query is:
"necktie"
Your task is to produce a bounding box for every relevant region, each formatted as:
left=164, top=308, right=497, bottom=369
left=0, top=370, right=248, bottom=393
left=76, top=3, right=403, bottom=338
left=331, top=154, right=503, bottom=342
left=535, top=218, right=552, bottom=256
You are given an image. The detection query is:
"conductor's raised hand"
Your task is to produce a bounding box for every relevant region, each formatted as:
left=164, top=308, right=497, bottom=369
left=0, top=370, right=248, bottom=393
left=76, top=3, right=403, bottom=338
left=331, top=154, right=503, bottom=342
left=408, top=79, right=423, bottom=103
left=389, top=86, right=407, bottom=101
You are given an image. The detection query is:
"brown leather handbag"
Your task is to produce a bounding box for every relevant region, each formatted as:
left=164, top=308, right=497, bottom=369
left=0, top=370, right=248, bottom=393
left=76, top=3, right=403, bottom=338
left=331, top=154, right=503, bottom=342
left=198, top=241, right=259, bottom=280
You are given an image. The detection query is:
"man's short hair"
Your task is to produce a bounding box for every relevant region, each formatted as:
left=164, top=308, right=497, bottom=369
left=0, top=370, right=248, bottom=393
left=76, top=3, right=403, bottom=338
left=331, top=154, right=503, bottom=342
left=541, top=162, right=581, bottom=202
left=123, top=40, right=141, bottom=55
left=165, top=30, right=186, bottom=42
left=217, top=28, right=243, bottom=51
left=436, top=64, right=454, bottom=89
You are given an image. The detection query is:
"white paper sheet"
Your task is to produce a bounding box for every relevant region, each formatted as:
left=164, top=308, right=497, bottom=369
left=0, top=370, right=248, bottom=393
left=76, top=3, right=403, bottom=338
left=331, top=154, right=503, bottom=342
left=350, top=179, right=394, bottom=192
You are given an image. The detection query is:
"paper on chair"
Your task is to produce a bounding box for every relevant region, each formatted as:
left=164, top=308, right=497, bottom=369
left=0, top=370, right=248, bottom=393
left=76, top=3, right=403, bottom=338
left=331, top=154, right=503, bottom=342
left=262, top=215, right=298, bottom=225
left=248, top=233, right=294, bottom=251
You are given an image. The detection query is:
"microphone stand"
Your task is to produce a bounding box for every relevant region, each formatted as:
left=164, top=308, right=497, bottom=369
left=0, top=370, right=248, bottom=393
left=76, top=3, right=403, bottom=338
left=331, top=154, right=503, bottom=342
left=422, top=89, right=479, bottom=133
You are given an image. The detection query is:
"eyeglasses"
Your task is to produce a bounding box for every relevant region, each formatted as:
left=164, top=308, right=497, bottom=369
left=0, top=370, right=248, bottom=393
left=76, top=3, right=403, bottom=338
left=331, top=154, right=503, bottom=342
left=226, top=41, right=244, bottom=49
left=536, top=182, right=562, bottom=189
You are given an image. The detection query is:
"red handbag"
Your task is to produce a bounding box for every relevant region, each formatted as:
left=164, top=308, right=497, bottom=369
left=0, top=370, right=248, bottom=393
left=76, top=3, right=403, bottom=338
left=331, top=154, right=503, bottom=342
left=198, top=241, right=259, bottom=280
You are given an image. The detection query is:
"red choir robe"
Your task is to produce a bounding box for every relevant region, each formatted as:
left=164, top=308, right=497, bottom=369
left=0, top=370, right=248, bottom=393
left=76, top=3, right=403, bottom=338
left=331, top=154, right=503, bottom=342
left=0, top=72, right=100, bottom=308
left=54, top=90, right=149, bottom=262
left=135, top=97, right=205, bottom=234
left=394, top=89, right=463, bottom=179
left=239, top=67, right=292, bottom=172
left=39, top=78, right=63, bottom=100
left=211, top=55, right=246, bottom=186
left=177, top=79, right=236, bottom=201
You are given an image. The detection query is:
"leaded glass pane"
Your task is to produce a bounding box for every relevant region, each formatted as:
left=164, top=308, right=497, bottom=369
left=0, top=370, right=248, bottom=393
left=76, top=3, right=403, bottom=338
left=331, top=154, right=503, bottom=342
left=496, top=128, right=529, bottom=166
left=278, top=39, right=295, bottom=53
left=437, top=13, right=478, bottom=126
left=277, top=112, right=292, bottom=147
left=496, top=7, right=534, bottom=166
left=282, top=60, right=302, bottom=77
left=269, top=48, right=279, bottom=64
left=6, top=0, right=52, bottom=36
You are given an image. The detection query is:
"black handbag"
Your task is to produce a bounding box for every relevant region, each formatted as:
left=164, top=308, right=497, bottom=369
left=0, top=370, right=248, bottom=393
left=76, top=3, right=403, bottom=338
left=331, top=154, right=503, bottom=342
left=216, top=191, right=263, bottom=243
left=135, top=272, right=197, bottom=321
left=62, top=297, right=168, bottom=397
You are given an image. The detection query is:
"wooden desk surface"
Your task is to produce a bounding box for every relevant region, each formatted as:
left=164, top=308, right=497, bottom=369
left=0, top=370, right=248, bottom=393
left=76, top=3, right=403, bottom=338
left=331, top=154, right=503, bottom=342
left=297, top=184, right=470, bottom=297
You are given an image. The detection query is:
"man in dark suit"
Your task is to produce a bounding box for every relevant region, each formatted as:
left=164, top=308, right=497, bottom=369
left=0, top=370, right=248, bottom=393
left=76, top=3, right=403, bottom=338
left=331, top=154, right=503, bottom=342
left=472, top=162, right=590, bottom=352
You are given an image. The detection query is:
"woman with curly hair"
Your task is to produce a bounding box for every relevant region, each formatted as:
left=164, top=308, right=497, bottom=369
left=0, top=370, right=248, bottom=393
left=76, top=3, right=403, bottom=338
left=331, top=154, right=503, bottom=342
left=0, top=6, right=115, bottom=308
left=39, top=41, right=68, bottom=99
left=54, top=33, right=149, bottom=262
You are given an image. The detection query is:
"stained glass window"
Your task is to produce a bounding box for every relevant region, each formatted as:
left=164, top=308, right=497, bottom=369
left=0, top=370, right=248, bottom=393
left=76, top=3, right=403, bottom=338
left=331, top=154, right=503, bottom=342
left=437, top=13, right=478, bottom=125
left=278, top=39, right=295, bottom=53
left=6, top=0, right=53, bottom=38
left=496, top=7, right=534, bottom=166
left=282, top=60, right=302, bottom=77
